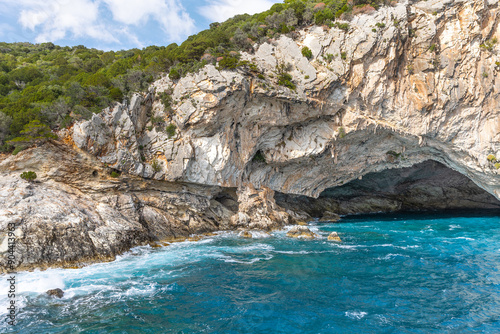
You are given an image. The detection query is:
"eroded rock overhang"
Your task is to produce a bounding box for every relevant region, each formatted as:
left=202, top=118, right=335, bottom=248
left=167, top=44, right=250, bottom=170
left=275, top=160, right=500, bottom=218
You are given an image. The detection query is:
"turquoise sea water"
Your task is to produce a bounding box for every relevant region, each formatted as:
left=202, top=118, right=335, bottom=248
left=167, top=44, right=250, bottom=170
left=2, top=212, right=500, bottom=333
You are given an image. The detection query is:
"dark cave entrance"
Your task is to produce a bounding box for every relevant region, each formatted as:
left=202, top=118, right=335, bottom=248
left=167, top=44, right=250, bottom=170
left=275, top=160, right=500, bottom=218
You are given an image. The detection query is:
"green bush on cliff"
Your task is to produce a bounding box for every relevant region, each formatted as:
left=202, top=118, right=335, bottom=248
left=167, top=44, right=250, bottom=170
left=301, top=46, right=313, bottom=59
left=166, top=123, right=177, bottom=139
left=480, top=38, right=497, bottom=51
left=151, top=159, right=162, bottom=172
left=338, top=126, right=346, bottom=138
left=20, top=171, right=37, bottom=182
left=252, top=150, right=266, bottom=163
left=7, top=120, right=57, bottom=151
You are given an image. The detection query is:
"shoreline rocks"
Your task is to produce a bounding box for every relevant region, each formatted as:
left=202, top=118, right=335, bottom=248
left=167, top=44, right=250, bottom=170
left=47, top=288, right=64, bottom=298
left=286, top=226, right=318, bottom=239
left=327, top=232, right=342, bottom=242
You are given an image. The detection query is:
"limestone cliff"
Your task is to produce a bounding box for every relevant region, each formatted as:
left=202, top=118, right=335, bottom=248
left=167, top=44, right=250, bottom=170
left=2, top=0, right=500, bottom=271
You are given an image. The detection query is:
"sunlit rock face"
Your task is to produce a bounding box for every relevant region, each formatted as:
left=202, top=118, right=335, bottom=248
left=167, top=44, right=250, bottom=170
left=73, top=0, right=500, bottom=203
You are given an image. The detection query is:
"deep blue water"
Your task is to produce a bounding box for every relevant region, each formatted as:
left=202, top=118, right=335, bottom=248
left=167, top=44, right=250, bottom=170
left=2, top=212, right=500, bottom=333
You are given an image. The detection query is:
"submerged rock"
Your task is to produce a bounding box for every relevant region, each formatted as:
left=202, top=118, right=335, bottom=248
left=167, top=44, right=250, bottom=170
left=327, top=232, right=342, bottom=242
left=47, top=288, right=64, bottom=298
left=239, top=230, right=253, bottom=238
left=286, top=226, right=318, bottom=239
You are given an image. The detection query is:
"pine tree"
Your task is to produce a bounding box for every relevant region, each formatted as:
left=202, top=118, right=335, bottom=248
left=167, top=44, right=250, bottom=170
left=8, top=120, right=57, bottom=149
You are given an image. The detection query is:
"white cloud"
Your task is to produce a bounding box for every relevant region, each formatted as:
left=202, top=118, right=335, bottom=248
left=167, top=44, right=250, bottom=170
left=16, top=0, right=117, bottom=43
left=3, top=0, right=196, bottom=47
left=199, top=0, right=278, bottom=23
left=103, top=0, right=195, bottom=41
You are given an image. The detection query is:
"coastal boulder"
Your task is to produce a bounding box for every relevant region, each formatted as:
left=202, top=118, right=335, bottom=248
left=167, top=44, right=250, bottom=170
left=46, top=288, right=64, bottom=298
left=239, top=230, right=253, bottom=238
left=286, top=226, right=318, bottom=239
left=327, top=232, right=342, bottom=242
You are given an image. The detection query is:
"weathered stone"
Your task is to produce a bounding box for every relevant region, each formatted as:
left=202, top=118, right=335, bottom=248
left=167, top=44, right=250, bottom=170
left=0, top=143, right=236, bottom=272
left=286, top=226, right=318, bottom=239
left=47, top=288, right=64, bottom=298
left=239, top=230, right=253, bottom=238
left=327, top=232, right=342, bottom=242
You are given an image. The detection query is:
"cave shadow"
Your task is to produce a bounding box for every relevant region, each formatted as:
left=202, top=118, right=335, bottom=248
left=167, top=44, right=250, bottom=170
left=275, top=160, right=500, bottom=220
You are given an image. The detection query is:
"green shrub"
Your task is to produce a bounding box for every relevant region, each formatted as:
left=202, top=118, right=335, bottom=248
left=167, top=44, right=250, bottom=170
left=166, top=123, right=177, bottom=139
left=151, top=159, right=161, bottom=172
left=110, top=171, right=120, bottom=178
left=252, top=150, right=266, bottom=163
left=20, top=171, right=37, bottom=182
left=109, top=87, right=123, bottom=101
left=159, top=92, right=172, bottom=109
left=301, top=46, right=313, bottom=60
left=495, top=163, right=500, bottom=170
left=429, top=44, right=436, bottom=52
left=487, top=154, right=497, bottom=162
left=278, top=72, right=296, bottom=90
left=386, top=150, right=401, bottom=158
left=218, top=53, right=241, bottom=70
left=375, top=22, right=385, bottom=29
left=338, top=126, right=346, bottom=138
left=314, top=8, right=334, bottom=25
left=341, top=52, right=347, bottom=60
left=8, top=120, right=57, bottom=150
left=335, top=23, right=350, bottom=32
left=169, top=68, right=181, bottom=80
left=12, top=146, right=25, bottom=155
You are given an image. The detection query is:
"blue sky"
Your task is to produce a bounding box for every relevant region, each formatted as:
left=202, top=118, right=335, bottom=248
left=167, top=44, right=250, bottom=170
left=0, top=0, right=282, bottom=50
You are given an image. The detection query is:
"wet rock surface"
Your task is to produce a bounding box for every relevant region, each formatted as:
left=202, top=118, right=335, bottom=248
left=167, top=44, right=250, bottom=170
left=46, top=288, right=64, bottom=298
left=286, top=226, right=318, bottom=239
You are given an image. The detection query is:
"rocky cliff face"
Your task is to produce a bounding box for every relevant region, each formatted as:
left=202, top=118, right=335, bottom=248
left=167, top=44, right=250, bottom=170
left=2, top=0, right=500, bottom=271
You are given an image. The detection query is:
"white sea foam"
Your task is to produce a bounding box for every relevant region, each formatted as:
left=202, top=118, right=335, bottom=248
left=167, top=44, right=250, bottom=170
left=329, top=244, right=360, bottom=249
left=345, top=311, right=367, bottom=320
left=378, top=253, right=409, bottom=260
left=274, top=250, right=310, bottom=255
left=222, top=255, right=273, bottom=264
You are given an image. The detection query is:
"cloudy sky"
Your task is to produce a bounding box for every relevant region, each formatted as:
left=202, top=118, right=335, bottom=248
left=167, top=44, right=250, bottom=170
left=0, top=0, right=281, bottom=50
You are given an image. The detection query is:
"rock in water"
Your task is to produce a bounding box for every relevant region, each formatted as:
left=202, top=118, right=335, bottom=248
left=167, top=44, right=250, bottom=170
left=322, top=212, right=340, bottom=222
left=239, top=230, right=253, bottom=238
left=47, top=288, right=64, bottom=298
left=327, top=232, right=342, bottom=242
left=286, top=226, right=318, bottom=239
